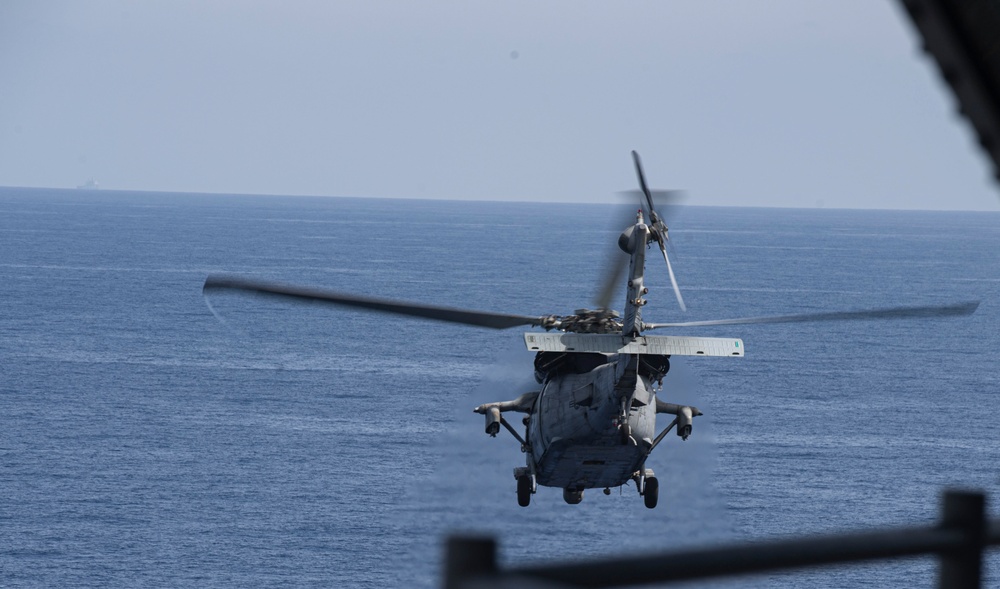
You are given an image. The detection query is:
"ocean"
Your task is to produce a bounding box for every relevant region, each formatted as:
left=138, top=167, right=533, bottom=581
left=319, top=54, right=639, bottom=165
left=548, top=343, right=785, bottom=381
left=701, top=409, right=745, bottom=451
left=1, top=187, right=998, bottom=587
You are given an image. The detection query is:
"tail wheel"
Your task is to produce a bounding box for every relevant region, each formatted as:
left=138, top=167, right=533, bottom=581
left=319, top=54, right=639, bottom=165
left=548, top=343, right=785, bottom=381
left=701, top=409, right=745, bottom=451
left=517, top=475, right=532, bottom=507
left=563, top=488, right=584, bottom=505
left=643, top=476, right=659, bottom=509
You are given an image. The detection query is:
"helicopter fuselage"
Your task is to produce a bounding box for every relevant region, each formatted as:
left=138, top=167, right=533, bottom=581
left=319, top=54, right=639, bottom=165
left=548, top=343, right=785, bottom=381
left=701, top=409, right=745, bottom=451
left=527, top=355, right=657, bottom=490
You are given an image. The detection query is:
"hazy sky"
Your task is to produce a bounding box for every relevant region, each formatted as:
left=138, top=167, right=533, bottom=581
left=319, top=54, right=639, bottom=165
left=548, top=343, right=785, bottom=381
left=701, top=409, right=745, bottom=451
left=2, top=1, right=998, bottom=210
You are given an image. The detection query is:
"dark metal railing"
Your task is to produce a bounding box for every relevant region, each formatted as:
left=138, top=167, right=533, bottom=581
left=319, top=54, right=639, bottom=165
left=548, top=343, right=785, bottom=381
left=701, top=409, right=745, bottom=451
left=444, top=490, right=999, bottom=589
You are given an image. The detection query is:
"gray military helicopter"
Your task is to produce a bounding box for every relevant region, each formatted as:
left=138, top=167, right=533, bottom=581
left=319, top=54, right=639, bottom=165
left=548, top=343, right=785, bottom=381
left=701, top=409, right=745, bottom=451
left=203, top=151, right=978, bottom=508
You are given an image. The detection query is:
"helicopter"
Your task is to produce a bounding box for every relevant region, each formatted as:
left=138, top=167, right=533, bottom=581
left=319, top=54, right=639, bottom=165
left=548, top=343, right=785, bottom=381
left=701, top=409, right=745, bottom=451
left=203, top=151, right=979, bottom=508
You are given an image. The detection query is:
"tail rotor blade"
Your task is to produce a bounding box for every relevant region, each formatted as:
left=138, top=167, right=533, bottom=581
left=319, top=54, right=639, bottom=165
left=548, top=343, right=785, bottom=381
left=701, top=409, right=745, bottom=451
left=594, top=245, right=628, bottom=311
left=616, top=189, right=685, bottom=208
left=658, top=240, right=687, bottom=312
left=631, top=150, right=655, bottom=215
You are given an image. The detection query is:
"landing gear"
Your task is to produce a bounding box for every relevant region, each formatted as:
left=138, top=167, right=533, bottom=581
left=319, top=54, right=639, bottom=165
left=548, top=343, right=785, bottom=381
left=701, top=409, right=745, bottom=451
left=563, top=488, right=584, bottom=504
left=634, top=468, right=659, bottom=509
left=643, top=477, right=659, bottom=509
left=619, top=423, right=633, bottom=445
left=517, top=474, right=533, bottom=507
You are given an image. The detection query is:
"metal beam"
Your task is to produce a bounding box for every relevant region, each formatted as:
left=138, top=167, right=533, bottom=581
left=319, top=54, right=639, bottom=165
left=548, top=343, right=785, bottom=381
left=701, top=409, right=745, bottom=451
left=445, top=490, right=994, bottom=588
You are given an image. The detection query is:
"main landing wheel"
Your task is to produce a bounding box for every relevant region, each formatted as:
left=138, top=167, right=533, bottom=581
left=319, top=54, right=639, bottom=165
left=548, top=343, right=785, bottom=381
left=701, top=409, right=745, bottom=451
left=643, top=477, right=659, bottom=509
left=517, top=475, right=532, bottom=507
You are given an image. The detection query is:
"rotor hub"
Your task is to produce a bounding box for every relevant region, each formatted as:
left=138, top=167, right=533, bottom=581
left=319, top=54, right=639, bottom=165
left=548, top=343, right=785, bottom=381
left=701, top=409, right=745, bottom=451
left=557, top=309, right=622, bottom=334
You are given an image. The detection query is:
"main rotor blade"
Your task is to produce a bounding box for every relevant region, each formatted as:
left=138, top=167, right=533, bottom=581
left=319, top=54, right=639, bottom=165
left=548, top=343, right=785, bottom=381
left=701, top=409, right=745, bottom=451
left=642, top=301, right=979, bottom=329
left=203, top=275, right=553, bottom=330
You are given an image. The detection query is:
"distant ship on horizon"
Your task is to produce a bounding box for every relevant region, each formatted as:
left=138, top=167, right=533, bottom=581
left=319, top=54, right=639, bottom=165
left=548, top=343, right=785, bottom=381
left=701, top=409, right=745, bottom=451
left=77, top=179, right=100, bottom=190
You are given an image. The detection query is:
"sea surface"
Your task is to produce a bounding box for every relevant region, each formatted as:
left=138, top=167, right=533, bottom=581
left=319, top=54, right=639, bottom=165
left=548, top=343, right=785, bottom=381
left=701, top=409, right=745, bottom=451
left=1, top=187, right=999, bottom=588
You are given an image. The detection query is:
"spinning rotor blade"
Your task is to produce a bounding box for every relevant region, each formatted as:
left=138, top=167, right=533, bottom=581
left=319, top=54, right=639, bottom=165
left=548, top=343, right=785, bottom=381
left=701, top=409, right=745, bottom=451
left=628, top=153, right=687, bottom=223
left=632, top=150, right=656, bottom=217
left=617, top=189, right=686, bottom=211
left=594, top=189, right=683, bottom=312
left=592, top=200, right=641, bottom=311
left=631, top=150, right=687, bottom=312
left=643, top=300, right=979, bottom=330
left=204, top=275, right=554, bottom=330
left=593, top=246, right=627, bottom=312
left=655, top=239, right=687, bottom=312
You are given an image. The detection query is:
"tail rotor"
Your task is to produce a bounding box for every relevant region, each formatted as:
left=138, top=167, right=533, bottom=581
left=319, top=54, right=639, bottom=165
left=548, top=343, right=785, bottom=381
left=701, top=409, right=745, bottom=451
left=630, top=150, right=687, bottom=312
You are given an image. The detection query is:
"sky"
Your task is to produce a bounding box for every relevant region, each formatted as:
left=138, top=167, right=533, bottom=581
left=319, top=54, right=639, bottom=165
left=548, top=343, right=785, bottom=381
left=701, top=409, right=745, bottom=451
left=1, top=1, right=998, bottom=211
